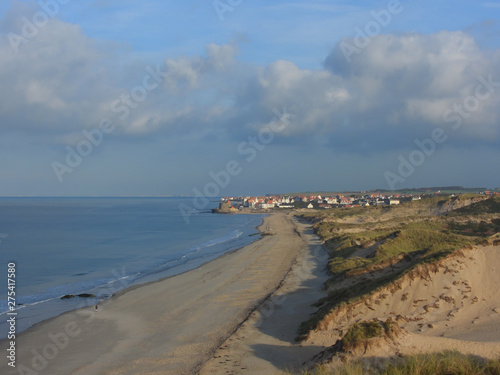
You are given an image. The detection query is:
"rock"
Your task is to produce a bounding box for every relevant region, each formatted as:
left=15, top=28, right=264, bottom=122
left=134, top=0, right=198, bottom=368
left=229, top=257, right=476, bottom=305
left=77, top=293, right=96, bottom=298
left=61, top=294, right=75, bottom=300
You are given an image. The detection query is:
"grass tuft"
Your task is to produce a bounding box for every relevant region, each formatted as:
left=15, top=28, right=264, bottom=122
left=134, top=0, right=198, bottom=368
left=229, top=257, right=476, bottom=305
left=341, top=321, right=384, bottom=350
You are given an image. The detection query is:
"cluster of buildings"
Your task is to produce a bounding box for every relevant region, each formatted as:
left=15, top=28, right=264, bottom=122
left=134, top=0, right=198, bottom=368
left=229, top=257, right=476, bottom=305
left=220, top=193, right=423, bottom=211
left=224, top=196, right=294, bottom=210
left=480, top=191, right=500, bottom=196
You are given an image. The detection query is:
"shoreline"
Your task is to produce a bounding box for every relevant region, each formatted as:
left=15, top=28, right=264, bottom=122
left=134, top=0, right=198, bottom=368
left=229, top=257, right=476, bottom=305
left=0, top=212, right=267, bottom=339
left=95, top=214, right=270, bottom=301
left=1, top=211, right=328, bottom=374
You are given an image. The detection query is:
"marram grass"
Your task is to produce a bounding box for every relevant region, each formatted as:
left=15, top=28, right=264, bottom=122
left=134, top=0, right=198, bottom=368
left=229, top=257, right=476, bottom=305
left=289, top=351, right=500, bottom=375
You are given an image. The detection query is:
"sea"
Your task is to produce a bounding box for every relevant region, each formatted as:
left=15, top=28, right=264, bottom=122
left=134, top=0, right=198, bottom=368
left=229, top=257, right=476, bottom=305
left=0, top=197, right=265, bottom=338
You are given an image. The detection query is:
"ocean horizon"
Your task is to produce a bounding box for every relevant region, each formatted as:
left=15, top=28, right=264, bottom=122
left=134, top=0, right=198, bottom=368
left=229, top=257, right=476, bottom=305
left=0, top=197, right=265, bottom=338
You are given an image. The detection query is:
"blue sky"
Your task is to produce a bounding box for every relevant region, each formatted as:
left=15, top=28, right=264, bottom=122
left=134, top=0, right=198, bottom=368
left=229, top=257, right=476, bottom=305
left=46, top=1, right=500, bottom=67
left=0, top=0, right=500, bottom=196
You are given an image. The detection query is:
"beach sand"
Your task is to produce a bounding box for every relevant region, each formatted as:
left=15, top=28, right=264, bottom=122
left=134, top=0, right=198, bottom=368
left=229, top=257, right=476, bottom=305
left=1, top=212, right=328, bottom=375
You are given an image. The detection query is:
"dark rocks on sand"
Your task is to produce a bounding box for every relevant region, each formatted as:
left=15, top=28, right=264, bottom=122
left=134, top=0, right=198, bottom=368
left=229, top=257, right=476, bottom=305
left=61, top=293, right=96, bottom=300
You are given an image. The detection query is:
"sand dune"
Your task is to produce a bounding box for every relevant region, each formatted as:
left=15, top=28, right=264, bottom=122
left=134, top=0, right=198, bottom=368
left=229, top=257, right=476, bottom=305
left=304, top=245, right=500, bottom=367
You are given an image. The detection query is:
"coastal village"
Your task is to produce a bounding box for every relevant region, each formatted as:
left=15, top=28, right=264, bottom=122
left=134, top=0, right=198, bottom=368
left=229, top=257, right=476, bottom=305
left=215, top=193, right=415, bottom=213
left=214, top=190, right=500, bottom=213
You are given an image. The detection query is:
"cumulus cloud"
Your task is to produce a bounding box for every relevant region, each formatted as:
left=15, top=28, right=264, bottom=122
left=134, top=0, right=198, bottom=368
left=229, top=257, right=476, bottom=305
left=0, top=7, right=117, bottom=137
left=225, top=60, right=348, bottom=139
left=0, top=4, right=499, bottom=156
left=161, top=43, right=238, bottom=93
left=0, top=5, right=239, bottom=139
left=323, top=31, right=500, bottom=146
left=213, top=31, right=498, bottom=153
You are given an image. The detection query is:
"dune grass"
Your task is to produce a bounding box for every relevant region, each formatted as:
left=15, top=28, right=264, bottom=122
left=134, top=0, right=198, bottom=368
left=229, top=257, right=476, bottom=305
left=292, top=351, right=500, bottom=375
left=323, top=220, right=475, bottom=279
left=341, top=321, right=384, bottom=350
left=383, top=351, right=500, bottom=375
left=449, top=195, right=500, bottom=216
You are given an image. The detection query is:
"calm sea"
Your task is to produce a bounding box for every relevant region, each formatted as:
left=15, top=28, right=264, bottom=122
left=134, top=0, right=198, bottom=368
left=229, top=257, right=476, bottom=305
left=0, top=197, right=265, bottom=338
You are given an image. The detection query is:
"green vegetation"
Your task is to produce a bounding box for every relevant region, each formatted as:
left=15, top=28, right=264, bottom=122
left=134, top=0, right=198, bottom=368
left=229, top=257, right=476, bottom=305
left=453, top=193, right=483, bottom=200
left=449, top=195, right=500, bottom=216
left=338, top=319, right=399, bottom=351
left=321, top=220, right=477, bottom=281
left=323, top=229, right=398, bottom=278
left=383, top=352, right=500, bottom=375
left=376, top=221, right=474, bottom=258
left=448, top=219, right=500, bottom=237
left=293, top=352, right=500, bottom=375
left=323, top=206, right=381, bottom=220
left=341, top=321, right=383, bottom=349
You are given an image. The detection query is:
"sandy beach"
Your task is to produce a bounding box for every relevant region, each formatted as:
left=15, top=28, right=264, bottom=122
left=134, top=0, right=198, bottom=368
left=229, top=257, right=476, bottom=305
left=1, top=212, right=328, bottom=375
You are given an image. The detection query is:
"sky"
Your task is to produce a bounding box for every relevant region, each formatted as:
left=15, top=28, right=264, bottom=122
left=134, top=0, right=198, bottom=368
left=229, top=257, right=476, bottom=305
left=0, top=0, right=500, bottom=196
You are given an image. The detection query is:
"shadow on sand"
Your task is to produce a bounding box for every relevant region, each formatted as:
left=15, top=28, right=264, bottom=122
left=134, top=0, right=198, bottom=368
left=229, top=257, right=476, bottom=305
left=245, top=216, right=331, bottom=372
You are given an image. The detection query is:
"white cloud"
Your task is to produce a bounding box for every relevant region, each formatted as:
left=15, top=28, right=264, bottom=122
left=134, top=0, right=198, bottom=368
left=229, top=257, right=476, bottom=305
left=482, top=2, right=500, bottom=8
left=264, top=3, right=362, bottom=13
left=0, top=14, right=116, bottom=133
left=323, top=31, right=500, bottom=146
left=0, top=9, right=498, bottom=155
